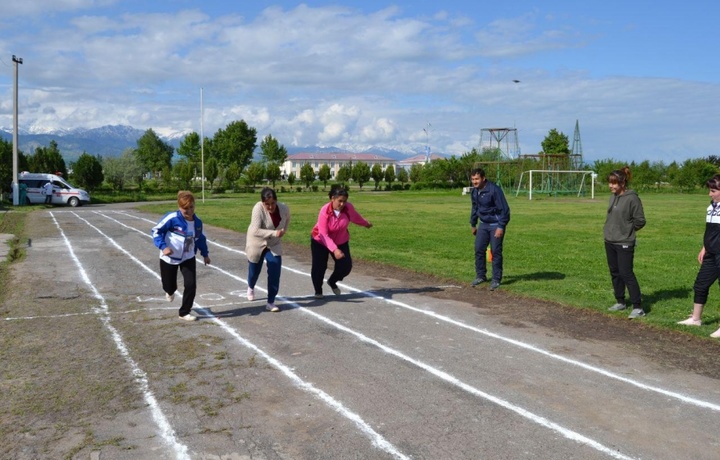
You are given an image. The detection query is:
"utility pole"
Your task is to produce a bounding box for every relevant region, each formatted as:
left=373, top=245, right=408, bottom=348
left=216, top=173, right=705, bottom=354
left=200, top=87, right=205, bottom=203
left=12, top=55, right=23, bottom=206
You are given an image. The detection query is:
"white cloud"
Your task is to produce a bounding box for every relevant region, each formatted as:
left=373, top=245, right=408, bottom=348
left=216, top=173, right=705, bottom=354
left=0, top=3, right=719, bottom=163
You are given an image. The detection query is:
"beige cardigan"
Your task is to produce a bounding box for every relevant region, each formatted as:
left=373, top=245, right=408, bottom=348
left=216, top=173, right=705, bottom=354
left=245, top=201, right=291, bottom=263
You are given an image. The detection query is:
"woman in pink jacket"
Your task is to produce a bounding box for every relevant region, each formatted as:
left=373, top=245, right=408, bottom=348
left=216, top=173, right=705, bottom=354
left=310, top=186, right=373, bottom=298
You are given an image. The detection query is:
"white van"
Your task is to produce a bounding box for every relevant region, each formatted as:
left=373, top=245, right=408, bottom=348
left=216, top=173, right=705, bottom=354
left=18, top=172, right=91, bottom=207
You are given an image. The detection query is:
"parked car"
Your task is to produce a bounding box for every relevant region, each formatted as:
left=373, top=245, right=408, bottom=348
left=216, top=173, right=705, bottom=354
left=18, top=172, right=91, bottom=207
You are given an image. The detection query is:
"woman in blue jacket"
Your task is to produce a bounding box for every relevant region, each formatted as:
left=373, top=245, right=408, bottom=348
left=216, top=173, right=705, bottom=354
left=151, top=191, right=211, bottom=321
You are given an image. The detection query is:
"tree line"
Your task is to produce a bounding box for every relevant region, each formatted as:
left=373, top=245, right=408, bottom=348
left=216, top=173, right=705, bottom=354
left=1, top=123, right=719, bottom=196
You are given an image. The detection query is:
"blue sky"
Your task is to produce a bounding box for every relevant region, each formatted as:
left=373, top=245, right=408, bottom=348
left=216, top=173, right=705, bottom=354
left=1, top=0, right=719, bottom=164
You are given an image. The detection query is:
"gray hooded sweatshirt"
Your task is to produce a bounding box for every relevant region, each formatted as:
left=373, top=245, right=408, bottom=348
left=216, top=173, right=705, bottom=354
left=603, top=190, right=646, bottom=245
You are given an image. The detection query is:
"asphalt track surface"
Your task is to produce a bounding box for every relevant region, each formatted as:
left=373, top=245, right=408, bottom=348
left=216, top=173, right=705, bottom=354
left=9, top=204, right=720, bottom=459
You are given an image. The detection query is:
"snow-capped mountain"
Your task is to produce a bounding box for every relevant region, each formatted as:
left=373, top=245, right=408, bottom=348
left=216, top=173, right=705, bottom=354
left=0, top=124, right=433, bottom=163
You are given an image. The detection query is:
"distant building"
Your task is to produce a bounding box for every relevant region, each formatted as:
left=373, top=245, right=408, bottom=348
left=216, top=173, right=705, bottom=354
left=281, top=152, right=396, bottom=179
left=396, top=153, right=446, bottom=171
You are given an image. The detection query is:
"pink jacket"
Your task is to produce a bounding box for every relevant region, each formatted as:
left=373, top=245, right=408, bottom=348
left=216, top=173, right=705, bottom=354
left=311, top=201, right=370, bottom=252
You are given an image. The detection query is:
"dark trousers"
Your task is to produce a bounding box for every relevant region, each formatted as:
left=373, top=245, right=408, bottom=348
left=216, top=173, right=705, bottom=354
left=475, top=223, right=504, bottom=282
left=311, top=238, right=352, bottom=294
left=605, top=241, right=641, bottom=308
left=247, top=248, right=282, bottom=303
left=160, top=257, right=197, bottom=316
left=693, top=252, right=720, bottom=305
left=44, top=194, right=52, bottom=204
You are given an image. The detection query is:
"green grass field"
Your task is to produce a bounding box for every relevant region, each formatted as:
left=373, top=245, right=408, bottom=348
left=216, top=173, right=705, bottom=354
left=138, top=189, right=720, bottom=338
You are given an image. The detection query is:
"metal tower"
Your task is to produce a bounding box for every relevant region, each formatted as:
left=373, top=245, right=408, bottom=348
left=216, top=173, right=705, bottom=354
left=571, top=119, right=584, bottom=169
left=479, top=127, right=520, bottom=160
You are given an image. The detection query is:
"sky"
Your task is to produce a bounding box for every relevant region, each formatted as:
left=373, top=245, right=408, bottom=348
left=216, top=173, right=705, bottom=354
left=1, top=0, right=719, bottom=164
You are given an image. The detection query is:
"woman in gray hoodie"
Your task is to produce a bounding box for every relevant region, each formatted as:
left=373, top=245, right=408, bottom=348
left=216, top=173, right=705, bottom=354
left=604, top=166, right=647, bottom=318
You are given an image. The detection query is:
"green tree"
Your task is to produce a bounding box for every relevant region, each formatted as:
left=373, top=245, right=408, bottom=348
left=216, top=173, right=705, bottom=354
left=318, top=164, right=331, bottom=189
left=541, top=129, right=570, bottom=155
left=674, top=159, right=717, bottom=192
left=422, top=160, right=448, bottom=185
left=212, top=120, right=257, bottom=171
left=287, top=171, right=296, bottom=187
left=28, top=140, right=67, bottom=176
left=300, top=163, right=315, bottom=189
left=384, top=164, right=395, bottom=187
left=259, top=134, right=288, bottom=164
left=244, top=161, right=266, bottom=188
left=205, top=157, right=219, bottom=190
left=409, top=163, right=423, bottom=183
left=177, top=132, right=202, bottom=167
left=336, top=163, right=352, bottom=183
left=102, top=148, right=144, bottom=191
left=71, top=152, right=104, bottom=191
left=371, top=163, right=383, bottom=190
left=397, top=167, right=409, bottom=186
left=0, top=138, right=27, bottom=194
left=224, top=162, right=242, bottom=190
left=266, top=162, right=281, bottom=188
left=172, top=159, right=194, bottom=190
left=135, top=129, right=174, bottom=177
left=352, top=162, right=371, bottom=189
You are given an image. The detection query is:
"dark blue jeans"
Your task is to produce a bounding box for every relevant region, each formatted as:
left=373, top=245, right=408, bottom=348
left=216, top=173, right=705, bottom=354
left=604, top=241, right=641, bottom=308
left=247, top=248, right=282, bottom=304
left=475, top=223, right=504, bottom=282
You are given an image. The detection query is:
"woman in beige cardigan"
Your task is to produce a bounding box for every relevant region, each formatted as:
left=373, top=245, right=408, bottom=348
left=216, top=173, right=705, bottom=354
left=246, top=188, right=290, bottom=312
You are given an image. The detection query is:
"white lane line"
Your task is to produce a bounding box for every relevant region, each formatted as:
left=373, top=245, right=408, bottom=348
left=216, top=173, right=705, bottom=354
left=50, top=212, right=191, bottom=460
left=4, top=306, right=177, bottom=321
left=92, top=213, right=636, bottom=459
left=193, top=261, right=637, bottom=459
left=71, top=211, right=409, bottom=460
left=111, top=210, right=720, bottom=414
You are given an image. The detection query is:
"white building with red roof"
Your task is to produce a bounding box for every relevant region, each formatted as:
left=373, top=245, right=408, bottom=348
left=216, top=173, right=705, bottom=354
left=281, top=152, right=396, bottom=179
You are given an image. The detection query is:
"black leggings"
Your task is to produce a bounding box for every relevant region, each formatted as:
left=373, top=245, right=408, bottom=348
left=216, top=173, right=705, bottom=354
left=310, top=238, right=352, bottom=294
left=604, top=241, right=641, bottom=308
left=160, top=257, right=197, bottom=316
left=693, top=252, right=720, bottom=305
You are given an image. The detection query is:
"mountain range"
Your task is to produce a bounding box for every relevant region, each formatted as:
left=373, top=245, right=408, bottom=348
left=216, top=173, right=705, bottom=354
left=0, top=125, right=427, bottom=163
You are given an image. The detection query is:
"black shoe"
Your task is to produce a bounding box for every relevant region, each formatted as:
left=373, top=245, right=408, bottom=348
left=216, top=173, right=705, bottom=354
left=328, top=282, right=341, bottom=295
left=471, top=277, right=488, bottom=286
left=490, top=281, right=500, bottom=291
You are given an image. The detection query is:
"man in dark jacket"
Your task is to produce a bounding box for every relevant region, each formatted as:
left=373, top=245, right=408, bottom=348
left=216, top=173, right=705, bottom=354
left=470, top=168, right=511, bottom=290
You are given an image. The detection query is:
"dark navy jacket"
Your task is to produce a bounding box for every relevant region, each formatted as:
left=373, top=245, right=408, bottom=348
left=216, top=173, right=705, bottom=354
left=470, top=181, right=511, bottom=230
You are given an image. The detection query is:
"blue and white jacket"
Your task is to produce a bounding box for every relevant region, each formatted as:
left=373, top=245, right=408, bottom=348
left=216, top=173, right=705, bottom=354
left=151, top=210, right=209, bottom=264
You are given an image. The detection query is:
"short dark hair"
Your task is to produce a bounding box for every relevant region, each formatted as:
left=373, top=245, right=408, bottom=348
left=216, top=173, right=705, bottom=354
left=329, top=185, right=349, bottom=199
left=470, top=168, right=486, bottom=178
left=260, top=187, right=277, bottom=203
left=706, top=175, right=720, bottom=190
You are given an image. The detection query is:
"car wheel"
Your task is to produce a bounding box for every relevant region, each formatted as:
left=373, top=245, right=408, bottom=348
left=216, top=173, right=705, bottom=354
left=68, top=197, right=79, bottom=207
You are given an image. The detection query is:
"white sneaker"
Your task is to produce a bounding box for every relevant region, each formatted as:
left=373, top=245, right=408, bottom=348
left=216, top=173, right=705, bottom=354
left=247, top=287, right=255, bottom=301
left=677, top=317, right=702, bottom=326
left=166, top=292, right=175, bottom=302
left=179, top=314, right=197, bottom=322
left=710, top=327, right=720, bottom=338
left=266, top=303, right=280, bottom=312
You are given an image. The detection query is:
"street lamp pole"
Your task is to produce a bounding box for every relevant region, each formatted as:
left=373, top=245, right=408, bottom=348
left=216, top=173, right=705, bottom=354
left=12, top=55, right=23, bottom=206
